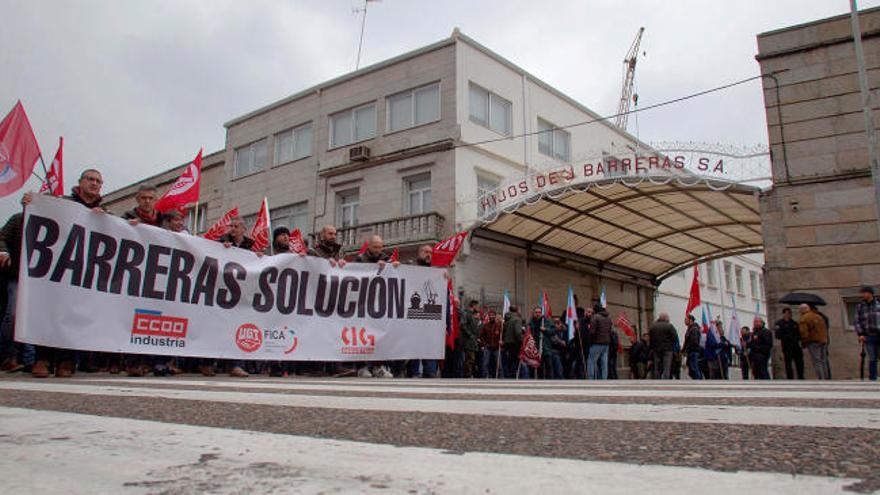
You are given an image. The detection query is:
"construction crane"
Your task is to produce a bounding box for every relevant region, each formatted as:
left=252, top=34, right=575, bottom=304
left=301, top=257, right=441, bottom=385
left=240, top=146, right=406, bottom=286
left=615, top=27, right=645, bottom=130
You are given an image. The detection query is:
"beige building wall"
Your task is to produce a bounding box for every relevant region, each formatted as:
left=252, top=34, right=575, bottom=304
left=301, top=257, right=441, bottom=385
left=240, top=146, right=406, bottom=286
left=757, top=7, right=880, bottom=379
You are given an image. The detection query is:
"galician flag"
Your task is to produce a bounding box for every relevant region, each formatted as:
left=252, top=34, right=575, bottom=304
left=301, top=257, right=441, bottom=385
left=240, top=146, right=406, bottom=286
left=566, top=285, right=576, bottom=341
left=502, top=289, right=511, bottom=319
left=599, top=285, right=607, bottom=309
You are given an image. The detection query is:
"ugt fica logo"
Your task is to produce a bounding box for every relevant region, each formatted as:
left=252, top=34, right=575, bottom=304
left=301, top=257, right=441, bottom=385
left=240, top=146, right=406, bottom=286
left=131, top=309, right=188, bottom=348
left=406, top=281, right=443, bottom=320
left=341, top=326, right=375, bottom=355
left=235, top=323, right=299, bottom=354
left=235, top=323, right=263, bottom=353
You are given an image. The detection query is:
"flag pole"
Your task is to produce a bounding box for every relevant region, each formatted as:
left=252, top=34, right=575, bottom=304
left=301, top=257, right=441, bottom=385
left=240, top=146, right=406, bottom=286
left=37, top=154, right=50, bottom=183
left=30, top=170, right=46, bottom=186
left=266, top=197, right=274, bottom=256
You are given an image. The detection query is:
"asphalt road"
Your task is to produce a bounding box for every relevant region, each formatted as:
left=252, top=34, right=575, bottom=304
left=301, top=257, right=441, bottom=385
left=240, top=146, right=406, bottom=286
left=0, top=375, right=877, bottom=494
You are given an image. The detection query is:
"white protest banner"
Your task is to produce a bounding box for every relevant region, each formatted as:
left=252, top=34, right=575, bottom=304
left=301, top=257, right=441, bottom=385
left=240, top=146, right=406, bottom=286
left=16, top=195, right=446, bottom=361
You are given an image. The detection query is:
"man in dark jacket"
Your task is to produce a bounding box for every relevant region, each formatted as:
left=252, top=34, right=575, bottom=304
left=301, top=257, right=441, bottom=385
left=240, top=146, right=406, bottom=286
left=748, top=317, right=774, bottom=380
left=570, top=307, right=590, bottom=379
left=588, top=304, right=613, bottom=379
left=460, top=300, right=480, bottom=378
left=629, top=334, right=649, bottom=379
left=607, top=329, right=619, bottom=379
left=502, top=306, right=525, bottom=378
left=219, top=216, right=255, bottom=252
left=20, top=170, right=107, bottom=378
left=774, top=307, right=804, bottom=379
left=855, top=286, right=880, bottom=381
left=406, top=244, right=440, bottom=378
left=308, top=224, right=345, bottom=266
left=121, top=184, right=165, bottom=227
left=217, top=215, right=256, bottom=378
left=0, top=211, right=30, bottom=373
left=682, top=314, right=703, bottom=380
left=354, top=235, right=399, bottom=378
left=739, top=326, right=752, bottom=380
left=528, top=307, right=559, bottom=379
left=649, top=313, right=677, bottom=379
left=479, top=310, right=503, bottom=378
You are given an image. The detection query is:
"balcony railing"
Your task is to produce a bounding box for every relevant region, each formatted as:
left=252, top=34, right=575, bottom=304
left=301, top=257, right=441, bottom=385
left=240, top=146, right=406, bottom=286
left=311, top=212, right=445, bottom=251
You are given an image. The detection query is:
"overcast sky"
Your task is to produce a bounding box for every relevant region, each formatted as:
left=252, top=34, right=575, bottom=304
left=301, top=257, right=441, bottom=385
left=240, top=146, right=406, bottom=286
left=1, top=0, right=876, bottom=219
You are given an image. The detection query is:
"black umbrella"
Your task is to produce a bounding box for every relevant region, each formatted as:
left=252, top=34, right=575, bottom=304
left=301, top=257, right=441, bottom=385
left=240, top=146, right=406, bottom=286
left=779, top=292, right=827, bottom=306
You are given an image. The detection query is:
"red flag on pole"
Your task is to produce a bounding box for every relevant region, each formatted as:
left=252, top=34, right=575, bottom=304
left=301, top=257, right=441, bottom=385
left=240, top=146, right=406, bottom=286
left=390, top=247, right=399, bottom=263
left=156, top=149, right=202, bottom=213
left=431, top=230, right=468, bottom=267
left=445, top=277, right=460, bottom=349
left=685, top=264, right=701, bottom=317
left=519, top=329, right=542, bottom=368
left=288, top=228, right=308, bottom=255
left=615, top=313, right=638, bottom=344
left=39, top=137, right=63, bottom=196
left=202, top=206, right=239, bottom=241
left=249, top=198, right=271, bottom=252
left=540, top=291, right=552, bottom=318
left=0, top=101, right=41, bottom=198
left=357, top=240, right=369, bottom=255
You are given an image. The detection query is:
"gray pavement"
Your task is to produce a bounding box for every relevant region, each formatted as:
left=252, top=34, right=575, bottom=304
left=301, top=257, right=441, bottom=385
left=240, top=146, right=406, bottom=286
left=0, top=375, right=877, bottom=494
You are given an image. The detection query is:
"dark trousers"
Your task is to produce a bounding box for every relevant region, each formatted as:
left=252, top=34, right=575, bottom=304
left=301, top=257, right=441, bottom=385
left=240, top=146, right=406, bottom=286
left=751, top=353, right=770, bottom=379
left=782, top=344, right=805, bottom=379
left=738, top=351, right=750, bottom=379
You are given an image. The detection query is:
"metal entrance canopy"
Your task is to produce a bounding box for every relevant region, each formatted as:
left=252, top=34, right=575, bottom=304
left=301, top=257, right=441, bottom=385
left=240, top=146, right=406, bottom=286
left=473, top=174, right=763, bottom=283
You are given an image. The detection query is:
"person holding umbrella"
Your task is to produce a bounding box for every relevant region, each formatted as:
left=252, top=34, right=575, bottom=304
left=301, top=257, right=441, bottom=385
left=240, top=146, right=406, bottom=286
left=854, top=286, right=880, bottom=381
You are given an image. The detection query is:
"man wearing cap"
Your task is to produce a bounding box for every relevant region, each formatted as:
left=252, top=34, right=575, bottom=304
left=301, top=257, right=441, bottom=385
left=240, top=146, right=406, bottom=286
left=855, top=286, right=880, bottom=381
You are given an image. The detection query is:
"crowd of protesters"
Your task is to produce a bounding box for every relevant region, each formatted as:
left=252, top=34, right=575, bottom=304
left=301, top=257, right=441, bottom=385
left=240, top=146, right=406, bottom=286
left=0, top=168, right=877, bottom=381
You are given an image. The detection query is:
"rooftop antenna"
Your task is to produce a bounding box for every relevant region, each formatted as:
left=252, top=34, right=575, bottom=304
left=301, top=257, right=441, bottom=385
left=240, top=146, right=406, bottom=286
left=354, top=0, right=381, bottom=70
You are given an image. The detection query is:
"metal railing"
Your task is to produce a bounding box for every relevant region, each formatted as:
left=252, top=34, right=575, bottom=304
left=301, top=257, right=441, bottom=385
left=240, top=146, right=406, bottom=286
left=311, top=212, right=445, bottom=251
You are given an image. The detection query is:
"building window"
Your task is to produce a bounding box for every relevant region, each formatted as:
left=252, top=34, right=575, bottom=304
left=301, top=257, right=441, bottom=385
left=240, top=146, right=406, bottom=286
left=336, top=189, right=359, bottom=228
left=330, top=103, right=376, bottom=148
left=843, top=296, right=863, bottom=331
left=387, top=83, right=440, bottom=133
left=759, top=274, right=765, bottom=300
left=274, top=123, right=312, bottom=165
left=233, top=139, right=268, bottom=178
left=468, top=83, right=511, bottom=135
left=723, top=262, right=733, bottom=293
left=750, top=271, right=759, bottom=299
left=185, top=203, right=208, bottom=234
left=271, top=201, right=309, bottom=234
left=735, top=265, right=744, bottom=295
left=477, top=175, right=500, bottom=216
left=404, top=173, right=431, bottom=215
left=537, top=118, right=571, bottom=162
left=703, top=262, right=717, bottom=287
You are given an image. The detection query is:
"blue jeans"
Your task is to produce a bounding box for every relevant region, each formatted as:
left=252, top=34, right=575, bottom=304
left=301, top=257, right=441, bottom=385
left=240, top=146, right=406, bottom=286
left=0, top=280, right=34, bottom=366
left=687, top=351, right=703, bottom=379
left=408, top=359, right=438, bottom=378
left=865, top=336, right=879, bottom=381
left=588, top=344, right=609, bottom=380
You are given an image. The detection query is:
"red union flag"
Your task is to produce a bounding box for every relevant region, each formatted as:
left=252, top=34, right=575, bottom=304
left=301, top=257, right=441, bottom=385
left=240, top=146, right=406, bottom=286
left=431, top=230, right=468, bottom=267
left=250, top=197, right=271, bottom=252
left=40, top=136, right=63, bottom=196
left=519, top=329, right=541, bottom=368
left=156, top=149, right=202, bottom=212
left=202, top=206, right=239, bottom=241
left=0, top=101, right=41, bottom=198
left=685, top=264, right=701, bottom=317
left=615, top=313, right=638, bottom=344
left=288, top=228, right=308, bottom=255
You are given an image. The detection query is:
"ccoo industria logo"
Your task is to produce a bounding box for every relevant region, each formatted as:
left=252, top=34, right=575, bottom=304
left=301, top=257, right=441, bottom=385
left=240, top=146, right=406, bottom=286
left=131, top=309, right=188, bottom=348
left=406, top=281, right=443, bottom=320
